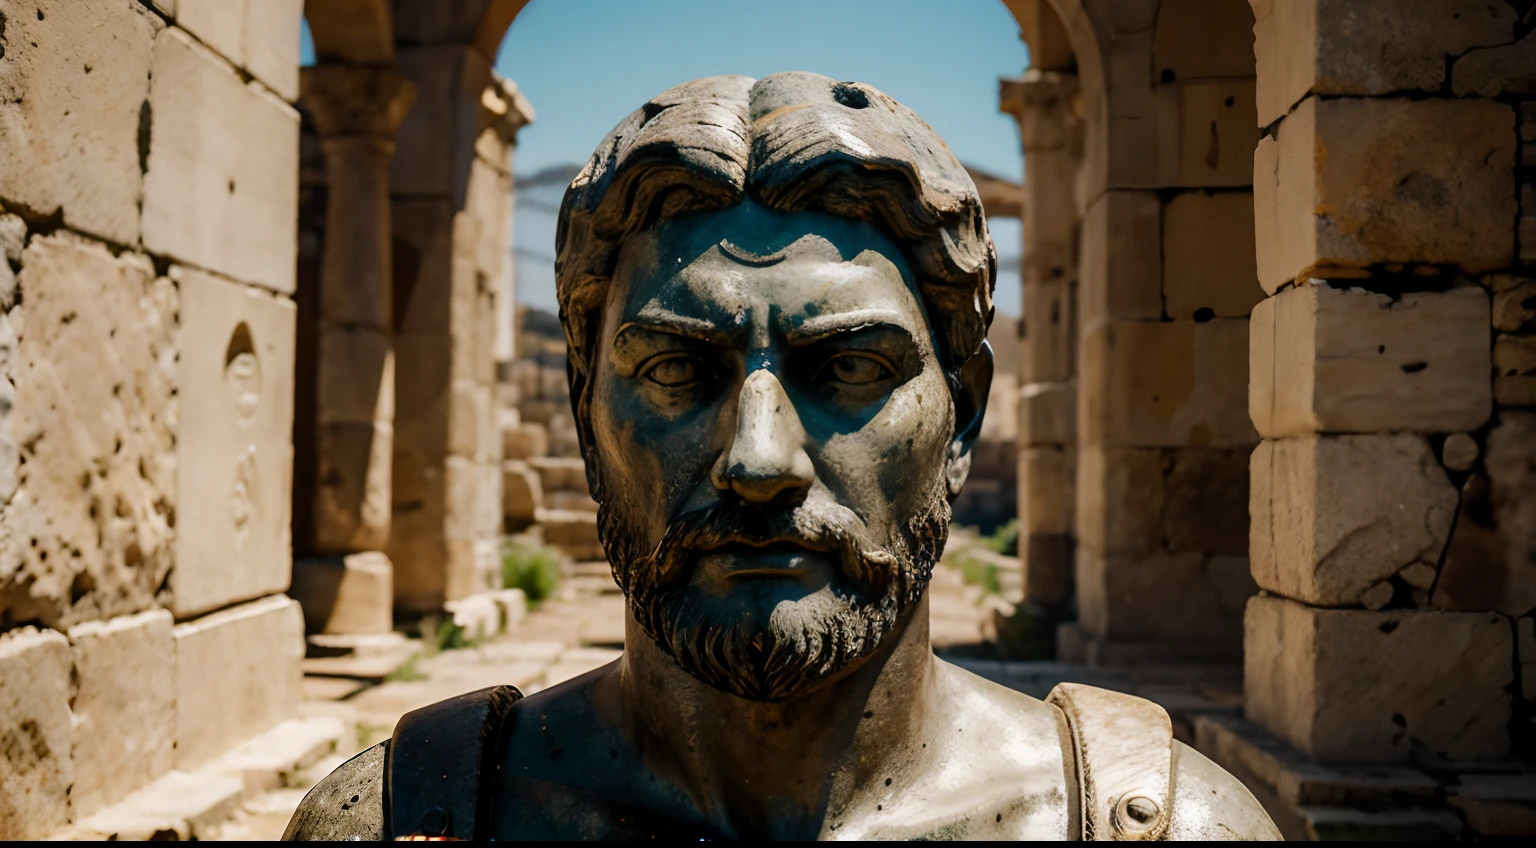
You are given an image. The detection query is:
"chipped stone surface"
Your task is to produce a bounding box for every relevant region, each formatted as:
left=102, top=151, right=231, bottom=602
left=1250, top=434, right=1456, bottom=607
left=242, top=0, right=304, bottom=102
left=1441, top=433, right=1480, bottom=472
left=1162, top=191, right=1262, bottom=321
left=1436, top=413, right=1536, bottom=616
left=1174, top=78, right=1257, bottom=188
left=1255, top=97, right=1515, bottom=290
left=174, top=595, right=303, bottom=771
left=173, top=267, right=295, bottom=617
left=1080, top=318, right=1255, bottom=448
left=67, top=609, right=174, bottom=817
left=0, top=627, right=73, bottom=839
left=503, top=460, right=543, bottom=528
left=1252, top=0, right=1519, bottom=126
left=1494, top=335, right=1536, bottom=406
left=1250, top=284, right=1492, bottom=437
left=4, top=235, right=176, bottom=629
left=0, top=0, right=159, bottom=245
left=290, top=553, right=392, bottom=636
left=141, top=28, right=299, bottom=293
left=1452, top=29, right=1536, bottom=97
left=1490, top=277, right=1536, bottom=333
left=1245, top=594, right=1512, bottom=762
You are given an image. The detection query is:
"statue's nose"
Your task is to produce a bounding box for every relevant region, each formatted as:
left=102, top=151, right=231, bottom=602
left=711, top=369, right=815, bottom=504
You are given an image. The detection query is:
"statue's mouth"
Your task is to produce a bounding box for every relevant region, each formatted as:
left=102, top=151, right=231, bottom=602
left=694, top=538, right=838, bottom=583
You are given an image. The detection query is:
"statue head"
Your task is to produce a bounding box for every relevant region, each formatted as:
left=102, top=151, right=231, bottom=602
left=556, top=72, right=996, bottom=701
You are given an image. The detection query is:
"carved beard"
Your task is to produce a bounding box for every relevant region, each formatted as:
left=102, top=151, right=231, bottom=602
left=597, top=481, right=951, bottom=702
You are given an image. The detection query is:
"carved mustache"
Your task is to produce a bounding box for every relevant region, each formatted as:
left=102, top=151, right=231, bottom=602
left=628, top=500, right=900, bottom=595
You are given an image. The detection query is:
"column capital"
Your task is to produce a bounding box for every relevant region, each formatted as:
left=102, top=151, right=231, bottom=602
left=480, top=72, right=536, bottom=146
left=999, top=70, right=1082, bottom=153
left=301, top=64, right=418, bottom=139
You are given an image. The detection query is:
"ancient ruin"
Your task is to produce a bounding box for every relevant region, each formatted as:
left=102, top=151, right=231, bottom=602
left=1, top=0, right=1533, bottom=840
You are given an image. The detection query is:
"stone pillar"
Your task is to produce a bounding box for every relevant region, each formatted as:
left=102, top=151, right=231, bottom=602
left=294, top=66, right=416, bottom=633
left=1068, top=0, right=1261, bottom=666
left=389, top=44, right=533, bottom=615
left=1000, top=70, right=1082, bottom=616
left=1242, top=0, right=1524, bottom=768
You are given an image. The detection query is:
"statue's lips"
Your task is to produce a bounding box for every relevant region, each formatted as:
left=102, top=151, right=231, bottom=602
left=694, top=539, right=837, bottom=582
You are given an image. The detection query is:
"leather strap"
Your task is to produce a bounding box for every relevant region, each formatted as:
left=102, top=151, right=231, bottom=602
left=1047, top=683, right=1173, bottom=841
left=385, top=684, right=523, bottom=841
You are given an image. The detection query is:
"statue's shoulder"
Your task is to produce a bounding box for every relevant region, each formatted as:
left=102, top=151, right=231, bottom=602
left=283, top=740, right=387, bottom=841
left=283, top=684, right=525, bottom=841
left=1046, top=682, right=1280, bottom=841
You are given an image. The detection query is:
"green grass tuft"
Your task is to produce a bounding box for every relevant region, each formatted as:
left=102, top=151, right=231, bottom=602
left=501, top=540, right=563, bottom=606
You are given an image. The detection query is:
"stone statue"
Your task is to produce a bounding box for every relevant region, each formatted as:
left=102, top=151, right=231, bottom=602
left=285, top=73, right=1280, bottom=841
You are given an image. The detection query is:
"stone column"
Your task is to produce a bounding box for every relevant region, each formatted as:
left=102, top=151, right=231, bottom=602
left=1000, top=70, right=1082, bottom=616
left=389, top=44, right=532, bottom=615
left=1239, top=0, right=1523, bottom=772
left=294, top=66, right=416, bottom=634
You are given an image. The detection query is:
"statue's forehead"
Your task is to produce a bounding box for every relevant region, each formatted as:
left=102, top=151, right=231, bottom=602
left=612, top=202, right=921, bottom=319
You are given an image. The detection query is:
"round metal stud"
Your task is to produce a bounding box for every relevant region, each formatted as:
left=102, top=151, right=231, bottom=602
left=1113, top=794, right=1162, bottom=836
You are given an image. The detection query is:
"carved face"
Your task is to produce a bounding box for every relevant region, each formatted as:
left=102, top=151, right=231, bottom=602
left=589, top=200, right=964, bottom=700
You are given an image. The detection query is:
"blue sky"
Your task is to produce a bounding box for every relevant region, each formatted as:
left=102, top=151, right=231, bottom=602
left=301, top=0, right=1029, bottom=314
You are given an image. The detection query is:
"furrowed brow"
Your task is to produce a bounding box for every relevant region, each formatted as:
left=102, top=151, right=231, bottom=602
left=615, top=307, right=743, bottom=348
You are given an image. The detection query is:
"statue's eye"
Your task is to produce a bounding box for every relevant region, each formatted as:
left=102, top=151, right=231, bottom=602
left=642, top=355, right=705, bottom=387
left=823, top=353, right=893, bottom=386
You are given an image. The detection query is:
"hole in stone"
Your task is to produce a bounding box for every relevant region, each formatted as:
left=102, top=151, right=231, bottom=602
left=1401, top=361, right=1427, bottom=374
left=996, top=814, right=1003, bottom=823
left=885, top=777, right=893, bottom=786
left=1160, top=68, right=1176, bottom=83
left=70, top=571, right=95, bottom=604
left=227, top=178, right=237, bottom=194
left=1193, top=307, right=1215, bottom=323
left=832, top=82, right=870, bottom=109
left=1391, top=713, right=1407, bottom=727
left=1224, top=96, right=1235, bottom=107
left=1378, top=345, right=1386, bottom=354
left=37, top=8, right=44, bottom=20
left=225, top=321, right=254, bottom=366
left=1379, top=620, right=1400, bottom=634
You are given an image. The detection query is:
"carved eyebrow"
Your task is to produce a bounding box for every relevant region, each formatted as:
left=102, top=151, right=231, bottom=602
left=784, top=309, right=917, bottom=344
left=615, top=308, right=743, bottom=348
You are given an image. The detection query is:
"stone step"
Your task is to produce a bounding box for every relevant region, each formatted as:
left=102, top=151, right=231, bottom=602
left=301, top=637, right=419, bottom=681
left=213, top=716, right=349, bottom=797
left=61, top=769, right=245, bottom=841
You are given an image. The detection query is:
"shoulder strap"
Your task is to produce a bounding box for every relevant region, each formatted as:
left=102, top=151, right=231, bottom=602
left=1046, top=682, right=1173, bottom=842
left=385, top=683, right=523, bottom=841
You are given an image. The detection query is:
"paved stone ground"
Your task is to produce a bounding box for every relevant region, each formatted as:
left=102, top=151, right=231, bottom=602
left=211, top=542, right=1241, bottom=839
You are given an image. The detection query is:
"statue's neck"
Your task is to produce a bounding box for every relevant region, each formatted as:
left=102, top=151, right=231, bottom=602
left=612, top=594, right=937, bottom=840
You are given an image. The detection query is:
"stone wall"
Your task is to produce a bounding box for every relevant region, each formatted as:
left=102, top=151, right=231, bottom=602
left=1243, top=0, right=1534, bottom=766
left=0, top=0, right=305, bottom=837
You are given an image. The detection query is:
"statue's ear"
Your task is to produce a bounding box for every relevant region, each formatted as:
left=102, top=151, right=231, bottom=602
left=944, top=341, right=994, bottom=498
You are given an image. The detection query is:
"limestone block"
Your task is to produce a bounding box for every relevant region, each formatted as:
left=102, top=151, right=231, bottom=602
left=314, top=420, right=393, bottom=553
left=1441, top=433, right=1479, bottom=472
left=528, top=456, right=590, bottom=494
left=1020, top=446, right=1072, bottom=537
left=1018, top=381, right=1074, bottom=447
left=1251, top=434, right=1456, bottom=608
left=1021, top=278, right=1074, bottom=383
left=290, top=552, right=393, bottom=635
left=503, top=421, right=550, bottom=460
left=1251, top=0, right=1519, bottom=126
left=0, top=0, right=158, bottom=245
left=545, top=490, right=599, bottom=514
left=1493, top=335, right=1536, bottom=406
left=1162, top=191, right=1262, bottom=320
left=67, top=609, right=174, bottom=817
left=1079, top=191, right=1162, bottom=322
left=1453, top=30, right=1536, bottom=97
left=394, top=332, right=452, bottom=451
left=176, top=0, right=247, bottom=66
left=1250, top=284, right=1492, bottom=437
left=1078, top=446, right=1248, bottom=558
left=448, top=380, right=491, bottom=459
left=503, top=460, right=543, bottom=527
left=1079, top=318, right=1255, bottom=448
left=1151, top=0, right=1255, bottom=82
left=391, top=200, right=456, bottom=335
left=1021, top=533, right=1073, bottom=608
left=0, top=213, right=25, bottom=264
left=392, top=45, right=485, bottom=199
left=1255, top=97, right=1515, bottom=291
left=1449, top=774, right=1536, bottom=837
left=1436, top=413, right=1536, bottom=616
left=173, top=268, right=294, bottom=617
left=1175, top=78, right=1257, bottom=188
left=174, top=595, right=303, bottom=770
left=1245, top=594, right=1512, bottom=762
left=242, top=0, right=304, bottom=102
left=316, top=326, right=393, bottom=425
left=142, top=28, right=300, bottom=294
left=1490, top=277, right=1536, bottom=333
left=6, top=236, right=176, bottom=628
left=539, top=508, right=604, bottom=561
left=1077, top=550, right=1253, bottom=643
left=0, top=627, right=73, bottom=839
